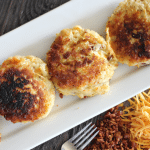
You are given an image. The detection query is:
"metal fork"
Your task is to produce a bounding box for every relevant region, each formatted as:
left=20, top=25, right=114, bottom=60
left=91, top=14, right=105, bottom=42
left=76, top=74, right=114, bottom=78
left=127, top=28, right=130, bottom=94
left=61, top=122, right=99, bottom=150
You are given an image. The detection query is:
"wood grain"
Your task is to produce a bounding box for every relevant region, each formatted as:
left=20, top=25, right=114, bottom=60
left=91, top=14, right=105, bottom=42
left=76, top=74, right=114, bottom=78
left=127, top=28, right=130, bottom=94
left=0, top=0, right=69, bottom=35
left=0, top=1, right=106, bottom=150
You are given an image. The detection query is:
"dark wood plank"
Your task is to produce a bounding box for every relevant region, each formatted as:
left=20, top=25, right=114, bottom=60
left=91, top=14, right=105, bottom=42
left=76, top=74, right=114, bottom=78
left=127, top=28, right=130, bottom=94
left=0, top=0, right=70, bottom=35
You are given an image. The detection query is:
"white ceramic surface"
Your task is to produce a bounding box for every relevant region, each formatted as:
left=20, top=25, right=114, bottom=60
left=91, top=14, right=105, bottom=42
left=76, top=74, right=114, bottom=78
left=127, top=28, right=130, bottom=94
left=0, top=0, right=150, bottom=149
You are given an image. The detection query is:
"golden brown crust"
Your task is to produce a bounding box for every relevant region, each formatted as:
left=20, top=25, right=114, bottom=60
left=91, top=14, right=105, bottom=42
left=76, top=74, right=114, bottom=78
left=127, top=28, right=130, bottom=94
left=0, top=56, right=55, bottom=123
left=47, top=26, right=118, bottom=98
left=47, top=39, right=105, bottom=89
left=106, top=0, right=150, bottom=66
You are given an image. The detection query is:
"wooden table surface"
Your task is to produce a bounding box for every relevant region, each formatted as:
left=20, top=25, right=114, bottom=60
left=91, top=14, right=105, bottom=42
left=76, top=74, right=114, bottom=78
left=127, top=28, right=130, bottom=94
left=0, top=0, right=106, bottom=150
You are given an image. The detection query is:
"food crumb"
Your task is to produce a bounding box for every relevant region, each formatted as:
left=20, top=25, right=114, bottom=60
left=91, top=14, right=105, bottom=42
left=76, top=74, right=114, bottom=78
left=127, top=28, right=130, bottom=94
left=59, top=93, right=63, bottom=98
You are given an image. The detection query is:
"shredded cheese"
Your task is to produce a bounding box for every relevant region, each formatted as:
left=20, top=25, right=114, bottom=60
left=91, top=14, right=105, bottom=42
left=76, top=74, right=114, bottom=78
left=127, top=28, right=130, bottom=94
left=121, top=89, right=150, bottom=150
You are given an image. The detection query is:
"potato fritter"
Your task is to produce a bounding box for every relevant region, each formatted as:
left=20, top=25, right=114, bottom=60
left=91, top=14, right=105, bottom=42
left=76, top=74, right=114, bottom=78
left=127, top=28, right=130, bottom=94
left=106, top=0, right=150, bottom=67
left=0, top=55, right=55, bottom=123
left=47, top=26, right=118, bottom=98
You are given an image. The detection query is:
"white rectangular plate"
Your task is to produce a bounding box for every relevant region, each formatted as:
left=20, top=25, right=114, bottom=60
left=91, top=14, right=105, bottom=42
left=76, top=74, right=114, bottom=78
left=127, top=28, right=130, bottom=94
left=0, top=0, right=150, bottom=149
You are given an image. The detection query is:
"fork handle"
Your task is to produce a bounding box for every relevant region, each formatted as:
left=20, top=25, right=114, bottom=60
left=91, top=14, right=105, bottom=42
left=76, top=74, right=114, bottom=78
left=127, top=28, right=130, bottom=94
left=61, top=147, right=73, bottom=150
left=61, top=142, right=75, bottom=150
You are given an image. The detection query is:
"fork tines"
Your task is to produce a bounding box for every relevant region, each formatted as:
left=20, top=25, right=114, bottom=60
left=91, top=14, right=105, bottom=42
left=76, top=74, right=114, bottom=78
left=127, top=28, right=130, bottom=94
left=69, top=122, right=99, bottom=150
